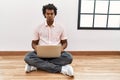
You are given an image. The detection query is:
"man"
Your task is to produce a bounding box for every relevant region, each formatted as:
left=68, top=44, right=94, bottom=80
left=24, top=3, right=74, bottom=77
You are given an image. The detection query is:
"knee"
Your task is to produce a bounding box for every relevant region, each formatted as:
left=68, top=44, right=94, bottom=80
left=68, top=55, right=73, bottom=64
left=24, top=54, right=30, bottom=63
left=24, top=52, right=33, bottom=63
left=64, top=52, right=73, bottom=64
left=24, top=51, right=37, bottom=64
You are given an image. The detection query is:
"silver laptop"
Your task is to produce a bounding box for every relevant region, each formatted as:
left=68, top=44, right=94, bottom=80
left=36, top=45, right=61, bottom=58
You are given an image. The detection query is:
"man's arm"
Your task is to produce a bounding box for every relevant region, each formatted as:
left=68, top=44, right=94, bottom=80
left=32, top=40, right=39, bottom=52
left=60, top=39, right=68, bottom=52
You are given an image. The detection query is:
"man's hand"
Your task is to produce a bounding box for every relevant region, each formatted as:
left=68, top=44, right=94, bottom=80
left=34, top=46, right=37, bottom=52
left=32, top=40, right=39, bottom=52
left=61, top=46, right=64, bottom=53
left=60, top=39, right=67, bottom=53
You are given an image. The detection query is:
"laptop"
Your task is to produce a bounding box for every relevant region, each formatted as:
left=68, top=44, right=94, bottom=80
left=36, top=45, right=61, bottom=58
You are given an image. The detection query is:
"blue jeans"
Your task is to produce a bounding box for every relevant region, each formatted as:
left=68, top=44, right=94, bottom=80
left=24, top=51, right=73, bottom=73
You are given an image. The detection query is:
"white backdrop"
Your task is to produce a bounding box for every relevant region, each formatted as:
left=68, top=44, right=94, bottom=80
left=0, top=0, right=120, bottom=51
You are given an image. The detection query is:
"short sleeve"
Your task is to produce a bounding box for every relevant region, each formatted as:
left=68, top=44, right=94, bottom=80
left=60, top=27, right=67, bottom=40
left=32, top=27, right=40, bottom=40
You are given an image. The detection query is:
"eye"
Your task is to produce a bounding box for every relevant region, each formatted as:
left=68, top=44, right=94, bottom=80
left=51, top=13, right=53, bottom=15
left=46, top=13, right=49, bottom=15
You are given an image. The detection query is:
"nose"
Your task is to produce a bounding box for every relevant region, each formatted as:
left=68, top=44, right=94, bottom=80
left=48, top=14, right=52, bottom=17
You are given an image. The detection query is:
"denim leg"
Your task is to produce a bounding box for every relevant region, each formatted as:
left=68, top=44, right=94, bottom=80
left=48, top=51, right=73, bottom=66
left=24, top=51, right=61, bottom=73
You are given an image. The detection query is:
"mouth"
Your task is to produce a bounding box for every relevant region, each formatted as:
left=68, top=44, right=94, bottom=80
left=48, top=18, right=53, bottom=20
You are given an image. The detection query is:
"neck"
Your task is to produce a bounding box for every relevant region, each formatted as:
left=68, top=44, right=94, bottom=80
left=47, top=20, right=54, bottom=26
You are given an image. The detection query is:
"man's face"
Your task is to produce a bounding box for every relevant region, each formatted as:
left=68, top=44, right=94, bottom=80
left=44, top=9, right=55, bottom=21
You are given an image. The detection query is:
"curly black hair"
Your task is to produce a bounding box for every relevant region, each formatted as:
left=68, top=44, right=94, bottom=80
left=42, top=4, right=57, bottom=16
